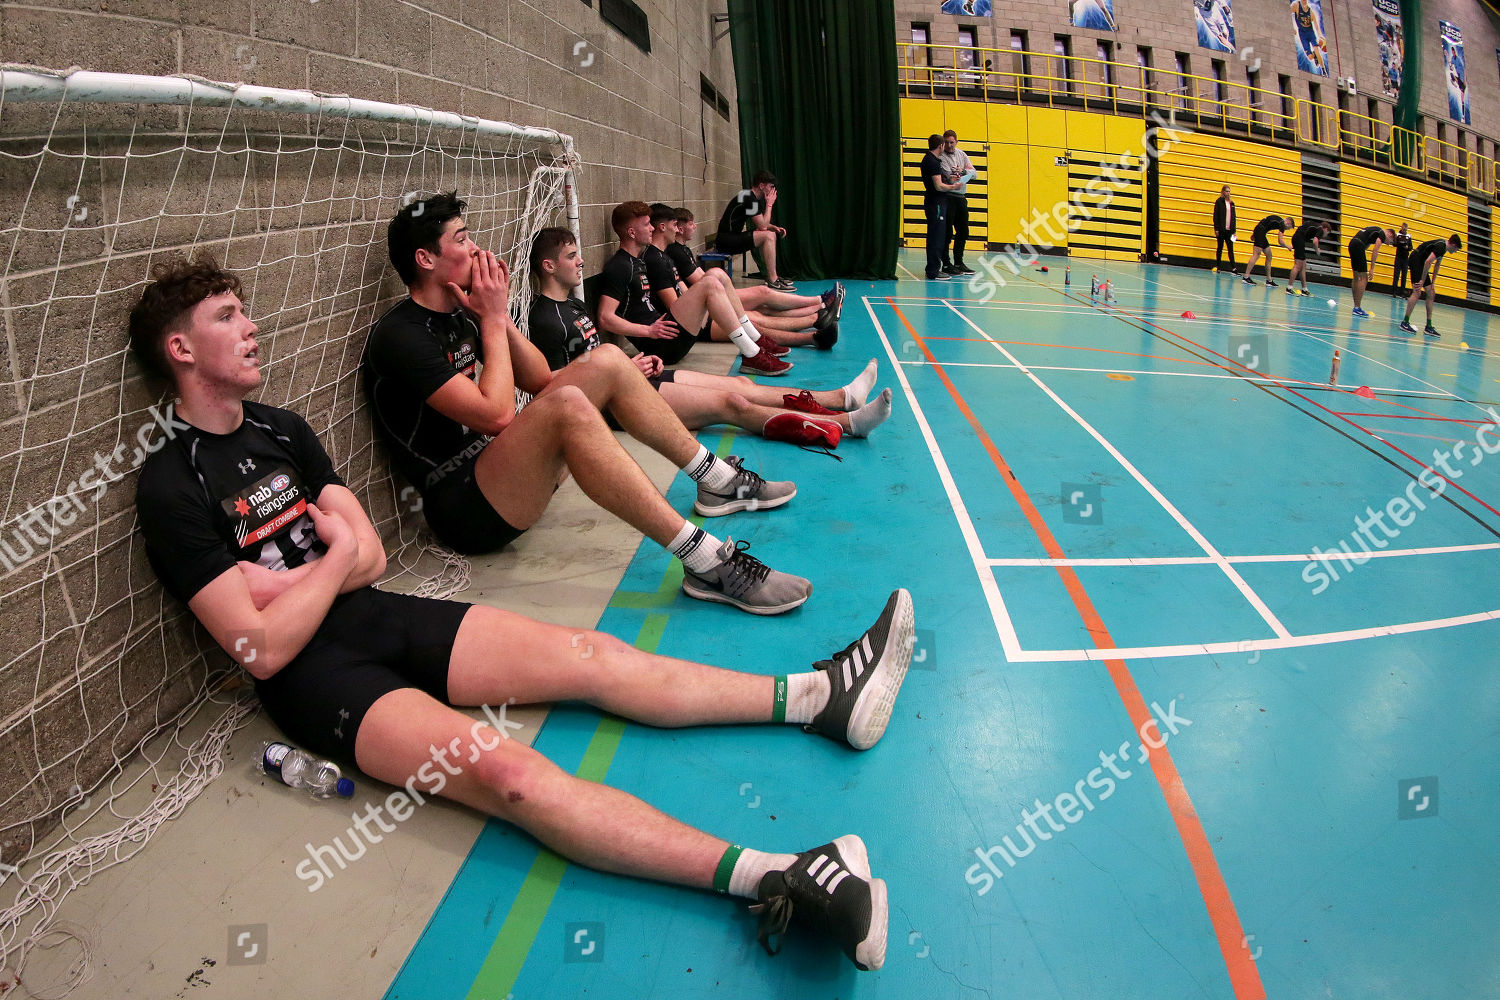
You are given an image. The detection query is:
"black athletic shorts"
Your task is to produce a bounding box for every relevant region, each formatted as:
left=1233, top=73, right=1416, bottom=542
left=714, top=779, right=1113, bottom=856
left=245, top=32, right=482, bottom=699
left=1292, top=239, right=1309, bottom=261
left=1410, top=257, right=1435, bottom=287
left=628, top=319, right=697, bottom=366
left=1252, top=232, right=1272, bottom=250
left=1348, top=239, right=1370, bottom=273
left=421, top=449, right=527, bottom=554
left=713, top=229, right=756, bottom=256
left=605, top=370, right=676, bottom=429
left=254, top=587, right=472, bottom=762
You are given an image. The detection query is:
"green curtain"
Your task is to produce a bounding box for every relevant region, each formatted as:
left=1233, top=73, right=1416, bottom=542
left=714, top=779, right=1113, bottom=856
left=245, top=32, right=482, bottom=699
left=1392, top=0, right=1421, bottom=168
left=726, top=0, right=898, bottom=280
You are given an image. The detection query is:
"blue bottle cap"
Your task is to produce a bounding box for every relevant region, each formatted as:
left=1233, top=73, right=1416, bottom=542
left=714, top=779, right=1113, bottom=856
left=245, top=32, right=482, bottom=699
left=336, top=778, right=355, bottom=798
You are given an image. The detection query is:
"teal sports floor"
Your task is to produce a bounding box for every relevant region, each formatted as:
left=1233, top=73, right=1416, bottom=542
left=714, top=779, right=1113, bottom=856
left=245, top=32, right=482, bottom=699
left=386, top=253, right=1500, bottom=999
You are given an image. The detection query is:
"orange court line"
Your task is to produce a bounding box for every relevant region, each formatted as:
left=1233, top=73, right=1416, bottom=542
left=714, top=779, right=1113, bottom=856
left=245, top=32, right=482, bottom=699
left=887, top=297, right=1267, bottom=1000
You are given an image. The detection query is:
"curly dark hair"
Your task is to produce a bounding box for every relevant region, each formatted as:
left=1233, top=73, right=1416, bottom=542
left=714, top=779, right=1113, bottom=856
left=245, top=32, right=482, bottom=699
left=127, top=256, right=242, bottom=384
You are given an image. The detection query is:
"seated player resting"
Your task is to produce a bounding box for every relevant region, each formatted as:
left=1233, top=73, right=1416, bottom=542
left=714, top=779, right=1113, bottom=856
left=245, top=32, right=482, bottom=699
left=127, top=255, right=915, bottom=972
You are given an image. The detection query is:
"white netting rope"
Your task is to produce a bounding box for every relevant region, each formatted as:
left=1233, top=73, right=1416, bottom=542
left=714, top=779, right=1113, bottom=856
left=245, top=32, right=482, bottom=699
left=0, top=68, right=575, bottom=994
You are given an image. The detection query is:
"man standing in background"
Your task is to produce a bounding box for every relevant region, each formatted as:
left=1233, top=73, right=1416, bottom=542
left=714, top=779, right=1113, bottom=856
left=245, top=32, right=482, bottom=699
left=1212, top=185, right=1236, bottom=272
left=938, top=130, right=977, bottom=275
left=1391, top=223, right=1412, bottom=297
left=921, top=135, right=962, bottom=281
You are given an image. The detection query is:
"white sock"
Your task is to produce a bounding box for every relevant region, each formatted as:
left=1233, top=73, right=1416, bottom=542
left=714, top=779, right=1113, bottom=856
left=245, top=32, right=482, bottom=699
left=668, top=522, right=726, bottom=573
left=848, top=388, right=893, bottom=438
left=727, top=325, right=760, bottom=358
left=682, top=445, right=737, bottom=491
left=727, top=848, right=799, bottom=898
left=738, top=316, right=762, bottom=342
left=783, top=670, right=831, bottom=724
left=843, top=359, right=878, bottom=410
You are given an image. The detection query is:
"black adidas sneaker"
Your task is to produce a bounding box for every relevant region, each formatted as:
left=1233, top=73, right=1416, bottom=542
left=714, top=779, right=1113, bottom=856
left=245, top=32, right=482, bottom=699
left=806, top=589, right=914, bottom=750
left=751, top=834, right=887, bottom=971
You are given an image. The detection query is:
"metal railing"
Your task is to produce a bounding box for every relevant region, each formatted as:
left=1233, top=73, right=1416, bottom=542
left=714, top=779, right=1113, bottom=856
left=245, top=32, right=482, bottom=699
left=900, top=43, right=1497, bottom=200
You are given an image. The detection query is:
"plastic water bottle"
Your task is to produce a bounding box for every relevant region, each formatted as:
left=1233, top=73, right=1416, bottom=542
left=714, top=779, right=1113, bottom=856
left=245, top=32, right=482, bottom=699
left=259, top=741, right=354, bottom=799
left=1064, top=266, right=1071, bottom=286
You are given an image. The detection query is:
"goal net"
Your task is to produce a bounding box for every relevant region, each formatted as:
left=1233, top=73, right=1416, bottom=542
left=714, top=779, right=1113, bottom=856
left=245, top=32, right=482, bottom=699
left=0, top=66, right=578, bottom=992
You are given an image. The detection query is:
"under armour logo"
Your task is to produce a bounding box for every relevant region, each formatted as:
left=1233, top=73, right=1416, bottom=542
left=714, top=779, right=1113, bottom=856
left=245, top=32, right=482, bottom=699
left=238, top=459, right=256, bottom=475
left=334, top=707, right=350, bottom=740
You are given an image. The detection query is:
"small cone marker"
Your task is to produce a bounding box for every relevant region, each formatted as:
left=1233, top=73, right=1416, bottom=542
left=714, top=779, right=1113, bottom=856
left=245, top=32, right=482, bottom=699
left=1181, top=310, right=1196, bottom=319
left=1355, top=385, right=1375, bottom=399
left=1329, top=348, right=1342, bottom=386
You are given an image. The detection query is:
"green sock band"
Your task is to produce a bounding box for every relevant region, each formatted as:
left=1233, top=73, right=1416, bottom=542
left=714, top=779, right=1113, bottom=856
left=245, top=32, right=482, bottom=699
left=771, top=676, right=788, bottom=723
left=713, top=844, right=743, bottom=894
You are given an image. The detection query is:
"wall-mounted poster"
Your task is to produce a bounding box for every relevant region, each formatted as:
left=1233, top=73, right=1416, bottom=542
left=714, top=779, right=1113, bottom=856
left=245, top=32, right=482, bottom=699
left=1069, top=0, right=1117, bottom=31
left=1440, top=21, right=1470, bottom=125
left=1372, top=0, right=1403, bottom=100
left=1289, top=0, right=1330, bottom=76
left=1195, top=0, right=1236, bottom=54
left=940, top=0, right=993, bottom=14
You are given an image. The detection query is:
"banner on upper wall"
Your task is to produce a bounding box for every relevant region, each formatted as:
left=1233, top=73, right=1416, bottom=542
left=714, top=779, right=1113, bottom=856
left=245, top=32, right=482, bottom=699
left=1289, top=0, right=1330, bottom=76
left=1372, top=0, right=1403, bottom=100
left=1195, top=0, right=1235, bottom=53
left=1069, top=0, right=1117, bottom=31
left=939, top=0, right=992, bottom=14
left=1441, top=21, right=1470, bottom=125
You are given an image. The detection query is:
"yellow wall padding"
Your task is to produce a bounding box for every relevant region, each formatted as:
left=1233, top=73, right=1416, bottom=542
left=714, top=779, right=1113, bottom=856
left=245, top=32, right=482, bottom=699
left=900, top=98, right=1144, bottom=261
left=1340, top=162, right=1468, bottom=300
left=1158, top=132, right=1302, bottom=267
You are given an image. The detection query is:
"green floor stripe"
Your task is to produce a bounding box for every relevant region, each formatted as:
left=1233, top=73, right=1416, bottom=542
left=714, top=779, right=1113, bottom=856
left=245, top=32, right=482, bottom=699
left=462, top=613, right=670, bottom=1000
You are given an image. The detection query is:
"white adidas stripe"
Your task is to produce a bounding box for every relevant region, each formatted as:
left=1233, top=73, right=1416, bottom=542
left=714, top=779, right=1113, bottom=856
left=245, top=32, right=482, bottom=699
left=842, top=660, right=854, bottom=691
left=825, top=868, right=850, bottom=894
left=861, top=634, right=873, bottom=662
left=807, top=855, right=829, bottom=881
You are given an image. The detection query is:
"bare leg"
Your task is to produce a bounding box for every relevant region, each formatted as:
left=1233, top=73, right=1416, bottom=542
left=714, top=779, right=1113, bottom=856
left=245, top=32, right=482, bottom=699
left=1242, top=249, right=1261, bottom=278
left=671, top=369, right=846, bottom=411
left=472, top=384, right=684, bottom=546
left=659, top=381, right=854, bottom=433
left=733, top=282, right=821, bottom=312
left=543, top=343, right=700, bottom=466
left=1353, top=273, right=1366, bottom=308
left=355, top=688, right=727, bottom=887
left=669, top=277, right=751, bottom=340
left=754, top=229, right=779, bottom=282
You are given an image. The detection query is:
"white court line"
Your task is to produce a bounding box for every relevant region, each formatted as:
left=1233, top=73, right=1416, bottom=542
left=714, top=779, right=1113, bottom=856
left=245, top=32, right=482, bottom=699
left=862, top=295, right=1025, bottom=662
left=1006, top=608, right=1500, bottom=662
left=941, top=298, right=1295, bottom=639
left=987, top=540, right=1500, bottom=567
left=896, top=358, right=1455, bottom=395
left=1134, top=270, right=1478, bottom=411
left=896, top=261, right=921, bottom=281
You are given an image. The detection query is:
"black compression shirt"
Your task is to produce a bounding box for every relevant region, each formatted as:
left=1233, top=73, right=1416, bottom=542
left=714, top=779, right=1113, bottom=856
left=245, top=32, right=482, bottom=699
left=362, top=297, right=490, bottom=492
left=135, top=400, right=344, bottom=604
left=528, top=294, right=600, bottom=370
left=598, top=248, right=661, bottom=326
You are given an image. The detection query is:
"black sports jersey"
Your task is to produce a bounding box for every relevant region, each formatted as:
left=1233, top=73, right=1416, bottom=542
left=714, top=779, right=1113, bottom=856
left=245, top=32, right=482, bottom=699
left=599, top=248, right=661, bottom=326
left=135, top=401, right=343, bottom=604
left=362, top=297, right=490, bottom=493
left=1349, top=226, right=1386, bottom=248
left=920, top=151, right=945, bottom=204
left=1252, top=215, right=1287, bottom=240
left=642, top=243, right=685, bottom=299
left=528, top=294, right=600, bottom=370
left=1410, top=239, right=1448, bottom=271
left=716, top=192, right=762, bottom=239
left=1291, top=224, right=1322, bottom=246
left=665, top=240, right=700, bottom=281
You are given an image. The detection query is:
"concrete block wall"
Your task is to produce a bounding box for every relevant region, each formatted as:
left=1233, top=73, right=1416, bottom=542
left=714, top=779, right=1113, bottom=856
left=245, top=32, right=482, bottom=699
left=0, top=0, right=741, bottom=856
left=895, top=0, right=1500, bottom=157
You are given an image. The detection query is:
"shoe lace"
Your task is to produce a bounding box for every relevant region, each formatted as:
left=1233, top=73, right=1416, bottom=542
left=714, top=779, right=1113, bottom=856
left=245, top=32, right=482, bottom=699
left=726, top=539, right=772, bottom=586
left=726, top=458, right=768, bottom=500
left=750, top=889, right=794, bottom=956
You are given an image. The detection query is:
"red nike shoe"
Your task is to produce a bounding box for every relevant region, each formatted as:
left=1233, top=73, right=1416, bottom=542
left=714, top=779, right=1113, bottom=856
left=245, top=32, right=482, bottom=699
left=763, top=412, right=842, bottom=448
left=782, top=389, right=840, bottom=416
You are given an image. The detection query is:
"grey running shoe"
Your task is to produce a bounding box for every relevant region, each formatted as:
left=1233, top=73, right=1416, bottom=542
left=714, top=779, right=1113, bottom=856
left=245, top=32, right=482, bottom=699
left=694, top=456, right=796, bottom=516
left=752, top=834, right=887, bottom=971
left=681, top=538, right=811, bottom=614
left=806, top=589, right=915, bottom=750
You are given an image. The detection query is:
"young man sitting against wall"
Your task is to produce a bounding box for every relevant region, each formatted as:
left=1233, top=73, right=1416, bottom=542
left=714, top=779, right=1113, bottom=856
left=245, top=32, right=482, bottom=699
left=127, top=255, right=914, bottom=973
left=528, top=226, right=891, bottom=450
left=362, top=192, right=809, bottom=615
left=668, top=206, right=843, bottom=350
